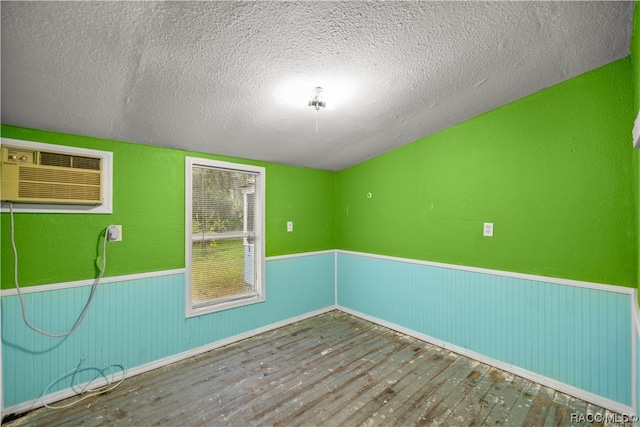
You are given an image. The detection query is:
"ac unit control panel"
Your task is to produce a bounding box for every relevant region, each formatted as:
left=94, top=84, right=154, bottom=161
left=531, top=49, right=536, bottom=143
left=4, top=147, right=36, bottom=164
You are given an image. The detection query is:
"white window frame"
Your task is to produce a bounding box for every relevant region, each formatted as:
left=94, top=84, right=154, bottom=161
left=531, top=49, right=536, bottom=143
left=0, top=138, right=113, bottom=214
left=185, top=156, right=266, bottom=317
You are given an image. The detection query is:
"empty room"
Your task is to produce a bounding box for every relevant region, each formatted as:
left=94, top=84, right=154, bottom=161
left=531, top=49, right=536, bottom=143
left=1, top=1, right=639, bottom=425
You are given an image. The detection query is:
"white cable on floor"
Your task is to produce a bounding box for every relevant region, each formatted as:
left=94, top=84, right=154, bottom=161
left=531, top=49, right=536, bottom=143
left=9, top=202, right=111, bottom=337
left=41, top=358, right=127, bottom=410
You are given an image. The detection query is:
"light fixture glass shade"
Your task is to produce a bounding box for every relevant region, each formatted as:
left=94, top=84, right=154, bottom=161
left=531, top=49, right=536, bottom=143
left=274, top=77, right=356, bottom=111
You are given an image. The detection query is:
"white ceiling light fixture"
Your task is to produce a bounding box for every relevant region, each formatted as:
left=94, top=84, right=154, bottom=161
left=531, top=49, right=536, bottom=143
left=274, top=77, right=356, bottom=111
left=308, top=87, right=326, bottom=111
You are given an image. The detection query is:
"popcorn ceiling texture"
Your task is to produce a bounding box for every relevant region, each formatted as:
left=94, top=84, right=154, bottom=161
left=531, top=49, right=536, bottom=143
left=0, top=1, right=634, bottom=171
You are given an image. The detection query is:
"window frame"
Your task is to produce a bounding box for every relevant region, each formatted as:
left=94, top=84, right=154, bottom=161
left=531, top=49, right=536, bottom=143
left=185, top=156, right=266, bottom=318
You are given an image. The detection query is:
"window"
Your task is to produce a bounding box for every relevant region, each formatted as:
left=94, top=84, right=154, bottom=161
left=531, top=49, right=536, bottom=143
left=185, top=157, right=265, bottom=317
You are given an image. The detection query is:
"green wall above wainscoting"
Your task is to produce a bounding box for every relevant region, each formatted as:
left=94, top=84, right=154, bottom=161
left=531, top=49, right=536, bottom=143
left=1, top=58, right=636, bottom=290
left=632, top=1, right=640, bottom=299
left=633, top=1, right=639, bottom=115
left=0, top=125, right=336, bottom=288
left=337, top=58, right=636, bottom=288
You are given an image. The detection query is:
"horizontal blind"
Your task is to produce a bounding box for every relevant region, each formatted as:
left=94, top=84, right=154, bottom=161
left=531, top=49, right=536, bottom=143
left=191, top=166, right=257, bottom=305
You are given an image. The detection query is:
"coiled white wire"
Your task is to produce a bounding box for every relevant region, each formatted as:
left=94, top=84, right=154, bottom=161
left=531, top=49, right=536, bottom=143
left=9, top=202, right=109, bottom=337
left=8, top=202, right=127, bottom=408
left=42, top=358, right=126, bottom=409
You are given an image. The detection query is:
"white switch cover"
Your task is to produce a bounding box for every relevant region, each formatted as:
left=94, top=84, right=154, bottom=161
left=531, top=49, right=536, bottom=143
left=483, top=222, right=493, bottom=237
left=287, top=221, right=293, bottom=232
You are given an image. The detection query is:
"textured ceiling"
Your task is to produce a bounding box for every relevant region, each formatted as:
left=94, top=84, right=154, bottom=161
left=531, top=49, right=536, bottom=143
left=1, top=1, right=634, bottom=171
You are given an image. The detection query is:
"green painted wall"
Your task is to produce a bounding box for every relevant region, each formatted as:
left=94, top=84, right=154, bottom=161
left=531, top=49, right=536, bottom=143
left=2, top=59, right=635, bottom=289
left=0, top=125, right=335, bottom=288
left=337, top=59, right=636, bottom=287
left=633, top=1, right=640, bottom=115
left=633, top=1, right=640, bottom=298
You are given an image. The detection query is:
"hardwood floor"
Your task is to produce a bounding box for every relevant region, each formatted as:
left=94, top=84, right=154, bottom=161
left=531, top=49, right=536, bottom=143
left=4, top=310, right=630, bottom=426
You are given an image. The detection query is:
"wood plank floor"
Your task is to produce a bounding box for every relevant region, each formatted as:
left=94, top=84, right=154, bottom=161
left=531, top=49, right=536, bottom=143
left=4, top=310, right=631, bottom=426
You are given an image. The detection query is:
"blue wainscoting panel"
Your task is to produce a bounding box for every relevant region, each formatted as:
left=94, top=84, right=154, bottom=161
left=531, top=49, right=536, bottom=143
left=636, top=325, right=640, bottom=413
left=183, top=253, right=336, bottom=349
left=2, top=253, right=335, bottom=408
left=337, top=252, right=632, bottom=407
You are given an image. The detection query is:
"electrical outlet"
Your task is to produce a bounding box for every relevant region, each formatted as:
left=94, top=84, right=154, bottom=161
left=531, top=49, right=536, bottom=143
left=287, top=221, right=293, bottom=232
left=483, top=222, right=493, bottom=237
left=108, top=225, right=122, bottom=242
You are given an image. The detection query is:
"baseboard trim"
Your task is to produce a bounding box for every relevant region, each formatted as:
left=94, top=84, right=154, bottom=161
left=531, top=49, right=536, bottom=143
left=2, top=305, right=338, bottom=418
left=337, top=305, right=634, bottom=415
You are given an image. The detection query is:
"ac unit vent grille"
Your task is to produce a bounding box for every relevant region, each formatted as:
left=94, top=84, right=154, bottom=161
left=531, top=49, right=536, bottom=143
left=19, top=182, right=101, bottom=201
left=72, top=156, right=101, bottom=171
left=40, top=152, right=101, bottom=171
left=2, top=145, right=104, bottom=205
left=20, top=166, right=101, bottom=186
left=40, top=152, right=71, bottom=168
left=0, top=146, right=104, bottom=206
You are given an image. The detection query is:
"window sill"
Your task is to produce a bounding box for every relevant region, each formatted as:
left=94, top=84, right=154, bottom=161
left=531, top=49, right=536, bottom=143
left=185, top=294, right=265, bottom=318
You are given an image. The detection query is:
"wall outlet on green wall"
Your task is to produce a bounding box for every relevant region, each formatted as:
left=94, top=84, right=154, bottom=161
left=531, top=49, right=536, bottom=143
left=107, top=225, right=122, bottom=242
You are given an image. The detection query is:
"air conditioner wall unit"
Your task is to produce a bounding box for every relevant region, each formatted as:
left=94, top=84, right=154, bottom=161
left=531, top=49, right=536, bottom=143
left=1, top=146, right=103, bottom=205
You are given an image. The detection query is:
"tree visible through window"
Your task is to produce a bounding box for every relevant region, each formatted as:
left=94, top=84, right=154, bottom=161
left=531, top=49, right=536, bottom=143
left=186, top=158, right=264, bottom=316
